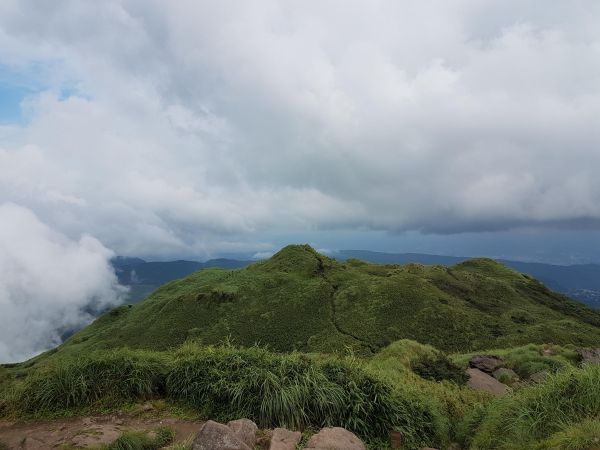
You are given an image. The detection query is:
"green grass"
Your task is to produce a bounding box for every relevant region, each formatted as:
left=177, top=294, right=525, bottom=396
left=2, top=344, right=447, bottom=449
left=452, top=343, right=580, bottom=378
left=108, top=426, right=175, bottom=450
left=461, top=364, right=600, bottom=449
left=31, top=245, right=600, bottom=363
left=536, top=419, right=600, bottom=450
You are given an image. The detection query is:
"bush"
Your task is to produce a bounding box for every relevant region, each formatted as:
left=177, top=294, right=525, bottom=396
left=10, top=349, right=167, bottom=413
left=536, top=419, right=600, bottom=450
left=109, top=426, right=175, bottom=450
left=411, top=353, right=468, bottom=385
left=463, top=364, right=600, bottom=449
left=5, top=344, right=446, bottom=448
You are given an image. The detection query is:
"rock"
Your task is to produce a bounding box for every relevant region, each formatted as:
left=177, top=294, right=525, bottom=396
left=192, top=420, right=251, bottom=450
left=492, top=367, right=519, bottom=383
left=305, top=427, right=366, bottom=450
left=529, top=371, right=548, bottom=383
left=268, top=428, right=301, bottom=450
left=469, top=355, right=504, bottom=373
left=576, top=348, right=600, bottom=365
left=466, top=368, right=510, bottom=395
left=227, top=419, right=258, bottom=448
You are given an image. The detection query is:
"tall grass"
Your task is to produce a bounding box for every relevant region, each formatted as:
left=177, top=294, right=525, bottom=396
left=462, top=364, right=600, bottom=449
left=4, top=344, right=445, bottom=449
left=9, top=349, right=167, bottom=413
left=109, top=426, right=175, bottom=450
left=166, top=343, right=443, bottom=447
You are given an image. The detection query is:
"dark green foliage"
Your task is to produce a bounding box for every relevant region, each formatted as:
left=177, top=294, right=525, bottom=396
left=108, top=426, right=175, bottom=450
left=411, top=353, right=468, bottom=385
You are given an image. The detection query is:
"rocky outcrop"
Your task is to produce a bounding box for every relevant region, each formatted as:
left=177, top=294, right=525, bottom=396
left=466, top=368, right=510, bottom=395
left=305, top=427, right=366, bottom=450
left=469, top=355, right=504, bottom=373
left=577, top=348, right=600, bottom=365
left=268, top=428, right=302, bottom=450
left=192, top=420, right=254, bottom=450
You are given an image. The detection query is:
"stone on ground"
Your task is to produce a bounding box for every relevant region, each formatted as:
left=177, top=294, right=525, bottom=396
left=468, top=355, right=504, bottom=373
left=305, top=427, right=366, bottom=450
left=268, top=428, right=302, bottom=450
left=192, top=420, right=251, bottom=450
left=577, top=348, right=600, bottom=364
left=466, top=368, right=510, bottom=395
left=227, top=419, right=258, bottom=448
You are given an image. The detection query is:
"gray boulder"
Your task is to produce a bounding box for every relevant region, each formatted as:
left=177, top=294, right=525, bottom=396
left=269, top=428, right=302, bottom=450
left=529, top=371, right=548, bottom=383
left=192, top=420, right=251, bottom=450
left=577, top=348, right=600, bottom=365
left=469, top=355, right=504, bottom=373
left=227, top=419, right=258, bottom=448
left=305, top=427, right=366, bottom=450
left=466, top=368, right=510, bottom=395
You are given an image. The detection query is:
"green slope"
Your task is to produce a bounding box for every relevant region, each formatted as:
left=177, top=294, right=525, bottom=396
left=55, top=245, right=600, bottom=357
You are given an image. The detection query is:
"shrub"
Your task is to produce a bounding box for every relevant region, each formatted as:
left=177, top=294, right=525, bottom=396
left=108, top=426, right=175, bottom=450
left=166, top=343, right=443, bottom=448
left=10, top=349, right=167, bottom=414
left=463, top=364, right=600, bottom=449
left=536, top=419, right=600, bottom=450
left=411, top=353, right=468, bottom=385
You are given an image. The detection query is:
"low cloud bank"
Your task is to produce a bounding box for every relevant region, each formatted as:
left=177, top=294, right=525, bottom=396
left=0, top=203, right=126, bottom=363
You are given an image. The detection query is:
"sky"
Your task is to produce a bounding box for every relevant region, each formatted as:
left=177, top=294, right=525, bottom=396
left=1, top=0, right=600, bottom=361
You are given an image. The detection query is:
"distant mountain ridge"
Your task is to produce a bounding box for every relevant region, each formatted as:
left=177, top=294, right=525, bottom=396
left=112, top=250, right=600, bottom=309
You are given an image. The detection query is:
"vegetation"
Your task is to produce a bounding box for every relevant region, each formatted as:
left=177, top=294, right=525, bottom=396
left=460, top=364, right=600, bottom=449
left=452, top=343, right=580, bottom=378
left=41, top=245, right=600, bottom=362
left=1, top=246, right=599, bottom=449
left=108, top=427, right=175, bottom=450
left=2, top=344, right=450, bottom=448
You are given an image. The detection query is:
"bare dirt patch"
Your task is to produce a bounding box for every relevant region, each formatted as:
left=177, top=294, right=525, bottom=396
left=0, top=411, right=203, bottom=449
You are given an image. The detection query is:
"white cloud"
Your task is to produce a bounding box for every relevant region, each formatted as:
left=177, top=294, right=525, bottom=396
left=0, top=203, right=126, bottom=362
left=0, top=0, right=600, bottom=256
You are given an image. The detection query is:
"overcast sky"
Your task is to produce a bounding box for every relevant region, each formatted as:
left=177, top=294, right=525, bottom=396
left=2, top=1, right=600, bottom=361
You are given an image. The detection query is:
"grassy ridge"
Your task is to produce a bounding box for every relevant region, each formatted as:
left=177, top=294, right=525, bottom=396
left=46, top=245, right=600, bottom=361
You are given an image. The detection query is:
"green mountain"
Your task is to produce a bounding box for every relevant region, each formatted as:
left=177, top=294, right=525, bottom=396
left=54, top=244, right=600, bottom=358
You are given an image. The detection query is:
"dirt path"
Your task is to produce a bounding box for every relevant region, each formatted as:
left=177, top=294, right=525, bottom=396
left=0, top=411, right=203, bottom=449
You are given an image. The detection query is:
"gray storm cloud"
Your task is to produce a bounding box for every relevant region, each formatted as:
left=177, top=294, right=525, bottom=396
left=0, top=204, right=126, bottom=362
left=0, top=0, right=600, bottom=252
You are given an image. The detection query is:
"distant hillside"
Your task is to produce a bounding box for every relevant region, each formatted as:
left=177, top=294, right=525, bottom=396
left=338, top=250, right=600, bottom=309
left=59, top=245, right=600, bottom=357
left=112, top=250, right=600, bottom=309
left=111, top=256, right=251, bottom=302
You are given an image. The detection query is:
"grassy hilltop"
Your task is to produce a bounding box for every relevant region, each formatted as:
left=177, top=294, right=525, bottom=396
left=1, top=245, right=600, bottom=449
left=54, top=244, right=600, bottom=357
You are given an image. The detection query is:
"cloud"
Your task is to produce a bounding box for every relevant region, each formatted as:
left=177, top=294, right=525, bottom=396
left=0, top=203, right=126, bottom=362
left=0, top=0, right=600, bottom=258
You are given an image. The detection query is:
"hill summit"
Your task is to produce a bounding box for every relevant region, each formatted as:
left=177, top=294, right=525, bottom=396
left=54, top=244, right=600, bottom=357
